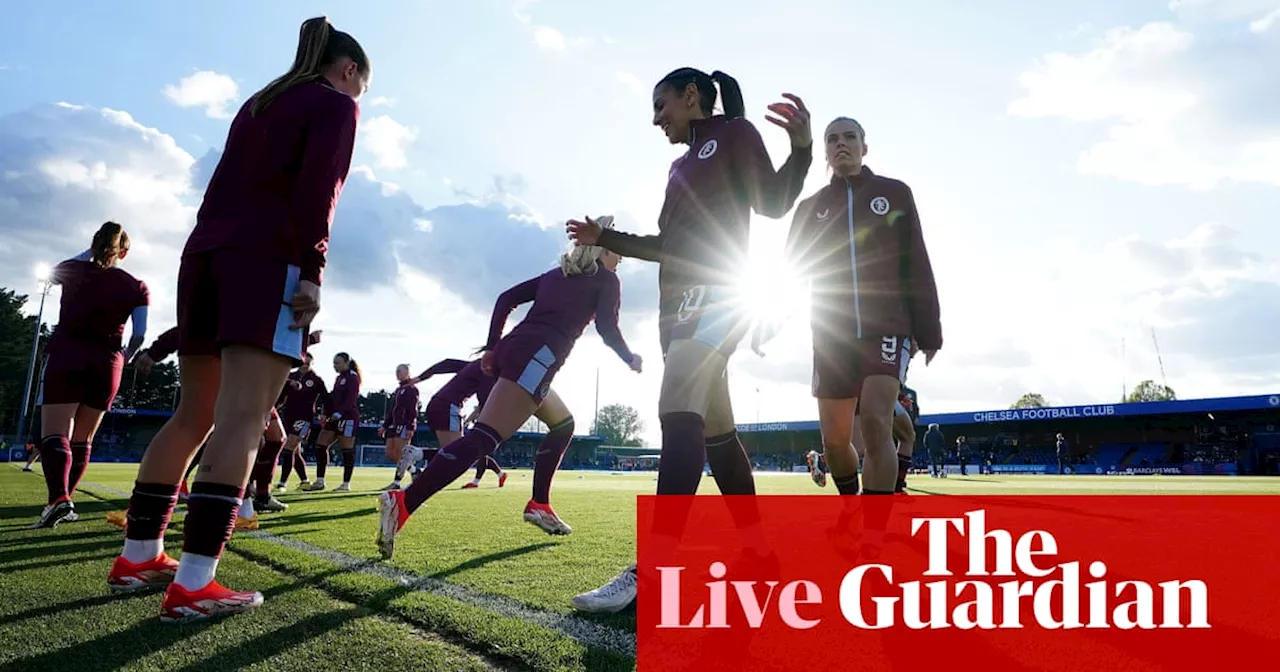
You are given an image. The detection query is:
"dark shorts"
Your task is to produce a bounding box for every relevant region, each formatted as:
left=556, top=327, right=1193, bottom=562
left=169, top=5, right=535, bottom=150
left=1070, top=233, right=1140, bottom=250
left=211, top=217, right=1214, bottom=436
left=324, top=417, right=357, bottom=438
left=425, top=396, right=464, bottom=434
left=38, top=343, right=124, bottom=410
left=493, top=333, right=564, bottom=405
left=176, top=250, right=309, bottom=364
left=659, top=284, right=750, bottom=356
left=385, top=425, right=414, bottom=440
left=282, top=413, right=313, bottom=438
left=813, top=335, right=912, bottom=400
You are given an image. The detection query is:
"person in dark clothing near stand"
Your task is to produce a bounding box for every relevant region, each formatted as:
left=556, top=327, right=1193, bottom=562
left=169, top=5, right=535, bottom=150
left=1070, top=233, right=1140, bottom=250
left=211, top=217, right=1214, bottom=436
left=956, top=436, right=969, bottom=476
left=1056, top=433, right=1069, bottom=475
left=924, top=423, right=945, bottom=478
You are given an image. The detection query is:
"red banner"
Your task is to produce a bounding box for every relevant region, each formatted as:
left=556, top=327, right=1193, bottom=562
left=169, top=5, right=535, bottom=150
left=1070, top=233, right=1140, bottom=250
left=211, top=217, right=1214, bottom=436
left=636, top=495, right=1280, bottom=671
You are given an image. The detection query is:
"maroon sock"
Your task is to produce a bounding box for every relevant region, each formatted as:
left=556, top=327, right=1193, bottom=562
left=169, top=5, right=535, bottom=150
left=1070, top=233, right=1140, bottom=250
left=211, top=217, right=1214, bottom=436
left=705, top=431, right=756, bottom=495
left=896, top=455, right=911, bottom=492
left=253, top=440, right=285, bottom=496
left=315, top=443, right=330, bottom=479
left=655, top=412, right=706, bottom=495
left=125, top=482, right=181, bottom=540
left=68, top=441, right=92, bottom=496
left=532, top=417, right=574, bottom=504
left=653, top=413, right=706, bottom=541
left=182, top=482, right=245, bottom=558
left=39, top=436, right=72, bottom=505
left=342, top=448, right=355, bottom=483
left=834, top=473, right=860, bottom=495
left=293, top=451, right=308, bottom=481
left=404, top=423, right=502, bottom=515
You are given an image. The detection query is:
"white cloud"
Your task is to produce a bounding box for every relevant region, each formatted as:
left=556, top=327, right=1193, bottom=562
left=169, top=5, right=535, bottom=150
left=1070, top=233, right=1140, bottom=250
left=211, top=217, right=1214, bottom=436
left=532, top=25, right=566, bottom=51
left=511, top=0, right=590, bottom=51
left=367, top=96, right=396, bottom=108
left=359, top=115, right=419, bottom=170
left=163, top=70, right=239, bottom=119
left=1009, top=16, right=1280, bottom=188
left=1250, top=6, right=1280, bottom=31
left=615, top=71, right=644, bottom=95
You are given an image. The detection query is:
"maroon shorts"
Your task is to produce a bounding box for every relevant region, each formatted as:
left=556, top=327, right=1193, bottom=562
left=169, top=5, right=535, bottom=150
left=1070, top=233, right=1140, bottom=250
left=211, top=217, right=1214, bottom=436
left=812, top=335, right=912, bottom=399
left=281, top=412, right=313, bottom=438
left=659, top=284, right=750, bottom=356
left=385, top=425, right=415, bottom=440
left=39, top=343, right=124, bottom=410
left=493, top=333, right=564, bottom=405
left=425, top=396, right=464, bottom=434
left=176, top=250, right=309, bottom=364
left=324, top=416, right=357, bottom=438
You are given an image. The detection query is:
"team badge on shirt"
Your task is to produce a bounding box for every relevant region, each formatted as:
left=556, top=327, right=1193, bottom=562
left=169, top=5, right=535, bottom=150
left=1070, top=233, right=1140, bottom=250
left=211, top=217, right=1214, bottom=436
left=305, top=380, right=313, bottom=387
left=697, top=139, right=718, bottom=160
left=870, top=196, right=890, bottom=216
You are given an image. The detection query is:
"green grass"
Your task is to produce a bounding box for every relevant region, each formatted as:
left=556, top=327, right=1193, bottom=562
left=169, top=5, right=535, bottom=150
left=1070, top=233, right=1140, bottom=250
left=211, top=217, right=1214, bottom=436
left=3, top=463, right=1279, bottom=671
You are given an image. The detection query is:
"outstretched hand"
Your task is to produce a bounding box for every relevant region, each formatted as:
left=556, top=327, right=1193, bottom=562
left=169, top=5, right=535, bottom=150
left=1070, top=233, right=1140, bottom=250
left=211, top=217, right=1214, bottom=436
left=765, top=94, right=812, bottom=148
left=566, top=216, right=603, bottom=246
left=480, top=350, right=496, bottom=376
left=629, top=354, right=643, bottom=373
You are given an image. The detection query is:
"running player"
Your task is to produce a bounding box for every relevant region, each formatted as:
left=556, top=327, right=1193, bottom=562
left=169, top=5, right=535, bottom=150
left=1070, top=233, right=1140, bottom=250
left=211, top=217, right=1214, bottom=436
left=377, top=219, right=641, bottom=558
left=32, top=223, right=149, bottom=529
left=568, top=70, right=811, bottom=613
left=779, top=116, right=941, bottom=556
left=275, top=351, right=329, bottom=490
left=379, top=364, right=419, bottom=491
left=106, top=16, right=368, bottom=621
left=305, top=352, right=361, bottom=492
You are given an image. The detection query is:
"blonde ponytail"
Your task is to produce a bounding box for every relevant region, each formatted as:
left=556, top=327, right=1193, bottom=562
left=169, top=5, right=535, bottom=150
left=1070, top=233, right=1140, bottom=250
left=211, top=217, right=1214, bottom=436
left=250, top=17, right=333, bottom=116
left=560, top=215, right=615, bottom=276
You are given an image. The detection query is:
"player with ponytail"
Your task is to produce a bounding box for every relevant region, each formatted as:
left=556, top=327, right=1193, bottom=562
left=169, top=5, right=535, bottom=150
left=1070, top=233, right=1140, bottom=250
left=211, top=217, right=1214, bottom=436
left=304, top=351, right=362, bottom=492
left=566, top=69, right=813, bottom=614
left=31, top=221, right=149, bottom=529
left=107, top=16, right=370, bottom=622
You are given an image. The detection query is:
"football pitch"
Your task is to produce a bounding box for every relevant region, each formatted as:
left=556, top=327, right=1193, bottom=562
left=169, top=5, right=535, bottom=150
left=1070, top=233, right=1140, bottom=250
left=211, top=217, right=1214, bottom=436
left=3, top=464, right=1278, bottom=672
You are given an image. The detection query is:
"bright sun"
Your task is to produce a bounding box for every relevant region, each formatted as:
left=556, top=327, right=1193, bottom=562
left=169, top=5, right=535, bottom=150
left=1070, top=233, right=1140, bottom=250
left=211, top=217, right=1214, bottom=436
left=737, top=256, right=805, bottom=325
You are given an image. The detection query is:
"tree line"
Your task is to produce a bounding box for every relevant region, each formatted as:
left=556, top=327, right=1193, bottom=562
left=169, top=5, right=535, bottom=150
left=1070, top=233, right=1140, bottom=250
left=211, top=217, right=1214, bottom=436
left=1011, top=380, right=1177, bottom=410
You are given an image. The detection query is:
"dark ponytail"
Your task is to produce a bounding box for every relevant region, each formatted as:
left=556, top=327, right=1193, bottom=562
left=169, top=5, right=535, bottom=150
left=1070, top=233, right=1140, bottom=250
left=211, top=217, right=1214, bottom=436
left=90, top=221, right=129, bottom=268
left=657, top=67, right=744, bottom=119
left=250, top=16, right=370, bottom=116
left=710, top=71, right=744, bottom=119
left=337, top=352, right=363, bottom=383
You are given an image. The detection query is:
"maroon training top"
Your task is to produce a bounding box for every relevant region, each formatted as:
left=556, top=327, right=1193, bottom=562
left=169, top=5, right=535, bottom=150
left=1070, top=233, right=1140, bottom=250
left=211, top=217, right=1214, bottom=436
left=597, top=116, right=811, bottom=311
left=185, top=80, right=360, bottom=286
left=49, top=258, right=149, bottom=353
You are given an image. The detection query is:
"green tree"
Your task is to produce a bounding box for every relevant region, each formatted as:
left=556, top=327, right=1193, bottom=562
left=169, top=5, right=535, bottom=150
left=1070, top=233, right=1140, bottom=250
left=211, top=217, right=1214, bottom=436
left=0, top=288, right=51, bottom=434
left=118, top=360, right=180, bottom=410
left=1011, top=393, right=1048, bottom=409
left=1124, top=380, right=1176, bottom=403
left=593, top=403, right=644, bottom=446
left=359, top=390, right=391, bottom=425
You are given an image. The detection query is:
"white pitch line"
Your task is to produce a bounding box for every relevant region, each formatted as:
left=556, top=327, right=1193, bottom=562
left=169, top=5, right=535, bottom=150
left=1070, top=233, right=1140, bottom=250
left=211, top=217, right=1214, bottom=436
left=78, top=481, right=636, bottom=659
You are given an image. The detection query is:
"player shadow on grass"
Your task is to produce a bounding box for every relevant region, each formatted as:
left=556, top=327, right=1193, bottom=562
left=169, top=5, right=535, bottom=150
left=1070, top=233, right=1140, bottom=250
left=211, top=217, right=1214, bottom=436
left=427, top=542, right=556, bottom=581
left=0, top=538, right=122, bottom=567
left=256, top=506, right=378, bottom=530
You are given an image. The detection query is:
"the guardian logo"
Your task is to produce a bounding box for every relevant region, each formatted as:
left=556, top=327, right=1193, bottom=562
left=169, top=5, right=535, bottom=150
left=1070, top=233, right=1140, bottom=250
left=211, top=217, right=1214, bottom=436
left=655, top=509, right=1209, bottom=631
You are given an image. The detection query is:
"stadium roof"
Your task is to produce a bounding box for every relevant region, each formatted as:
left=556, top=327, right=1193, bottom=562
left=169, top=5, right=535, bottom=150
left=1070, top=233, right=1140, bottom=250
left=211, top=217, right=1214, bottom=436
left=735, top=392, right=1280, bottom=432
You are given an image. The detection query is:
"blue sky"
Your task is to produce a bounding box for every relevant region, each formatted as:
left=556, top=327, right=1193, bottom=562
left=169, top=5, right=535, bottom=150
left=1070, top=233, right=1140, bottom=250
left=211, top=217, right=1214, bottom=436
left=3, top=0, right=1279, bottom=443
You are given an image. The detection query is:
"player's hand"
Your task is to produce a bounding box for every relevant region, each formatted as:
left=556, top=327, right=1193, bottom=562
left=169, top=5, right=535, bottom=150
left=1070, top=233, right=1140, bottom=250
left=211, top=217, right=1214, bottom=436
left=765, top=94, right=812, bottom=148
left=480, top=350, right=496, bottom=376
left=924, top=350, right=937, bottom=366
left=133, top=351, right=155, bottom=375
left=751, top=318, right=782, bottom=357
left=628, top=354, right=643, bottom=373
left=377, top=427, right=385, bottom=439
left=310, top=329, right=323, bottom=343
left=290, top=281, right=321, bottom=329
left=566, top=216, right=603, bottom=246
